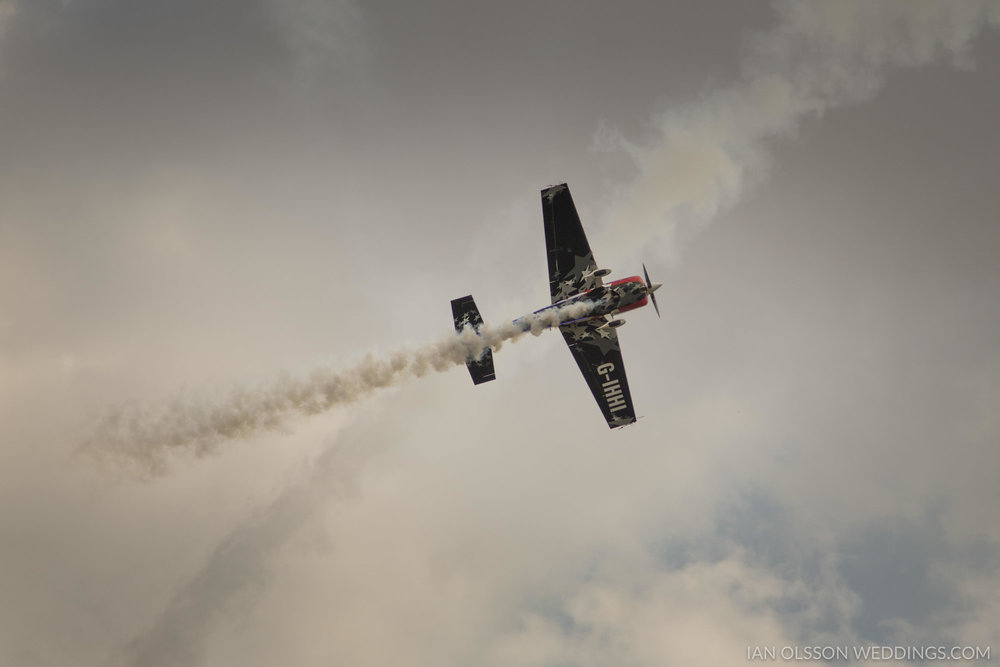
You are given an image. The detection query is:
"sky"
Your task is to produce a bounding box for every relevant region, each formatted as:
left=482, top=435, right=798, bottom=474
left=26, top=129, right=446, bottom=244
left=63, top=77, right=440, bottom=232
left=1, top=1, right=999, bottom=665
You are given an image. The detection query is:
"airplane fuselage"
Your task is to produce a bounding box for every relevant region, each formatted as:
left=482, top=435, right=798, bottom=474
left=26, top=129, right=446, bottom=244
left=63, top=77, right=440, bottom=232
left=517, top=275, right=650, bottom=330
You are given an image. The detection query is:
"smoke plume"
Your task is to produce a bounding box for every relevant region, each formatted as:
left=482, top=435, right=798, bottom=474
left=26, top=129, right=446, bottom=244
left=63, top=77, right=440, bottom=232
left=605, top=0, right=1000, bottom=261
left=83, top=301, right=594, bottom=476
left=81, top=1, right=1000, bottom=477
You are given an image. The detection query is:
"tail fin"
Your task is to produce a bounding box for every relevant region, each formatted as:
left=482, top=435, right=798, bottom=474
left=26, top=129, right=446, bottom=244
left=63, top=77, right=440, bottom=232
left=451, top=295, right=496, bottom=385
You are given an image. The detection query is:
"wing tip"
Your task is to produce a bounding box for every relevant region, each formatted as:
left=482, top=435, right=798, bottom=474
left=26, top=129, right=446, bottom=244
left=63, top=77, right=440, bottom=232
left=541, top=183, right=569, bottom=202
left=608, top=415, right=637, bottom=429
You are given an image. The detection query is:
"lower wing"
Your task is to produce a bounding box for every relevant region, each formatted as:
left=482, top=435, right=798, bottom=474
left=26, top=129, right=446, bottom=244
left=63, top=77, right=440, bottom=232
left=560, top=319, right=637, bottom=428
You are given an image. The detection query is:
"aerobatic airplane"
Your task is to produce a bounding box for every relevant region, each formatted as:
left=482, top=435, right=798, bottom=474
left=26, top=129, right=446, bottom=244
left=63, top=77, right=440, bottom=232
left=451, top=183, right=661, bottom=428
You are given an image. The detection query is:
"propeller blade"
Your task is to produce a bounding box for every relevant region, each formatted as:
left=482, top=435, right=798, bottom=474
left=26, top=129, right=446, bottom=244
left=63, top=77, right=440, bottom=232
left=643, top=263, right=661, bottom=318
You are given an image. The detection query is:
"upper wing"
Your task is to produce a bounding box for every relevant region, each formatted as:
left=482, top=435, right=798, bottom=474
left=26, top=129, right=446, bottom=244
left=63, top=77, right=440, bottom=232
left=541, top=184, right=603, bottom=303
left=561, top=319, right=637, bottom=429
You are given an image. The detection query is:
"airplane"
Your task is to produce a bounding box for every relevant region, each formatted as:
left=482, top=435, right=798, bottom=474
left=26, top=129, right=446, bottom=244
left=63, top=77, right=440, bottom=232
left=450, top=183, right=662, bottom=428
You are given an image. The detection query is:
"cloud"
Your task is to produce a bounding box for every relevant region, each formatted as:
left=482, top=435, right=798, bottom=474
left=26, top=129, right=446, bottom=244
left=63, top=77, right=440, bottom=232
left=2, top=2, right=998, bottom=666
left=264, top=0, right=367, bottom=77
left=487, top=555, right=798, bottom=667
left=114, top=429, right=373, bottom=667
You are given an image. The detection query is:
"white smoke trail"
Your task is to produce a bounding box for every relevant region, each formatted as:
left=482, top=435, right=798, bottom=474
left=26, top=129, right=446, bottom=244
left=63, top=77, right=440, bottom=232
left=83, top=300, right=595, bottom=476
left=603, top=0, right=1000, bottom=262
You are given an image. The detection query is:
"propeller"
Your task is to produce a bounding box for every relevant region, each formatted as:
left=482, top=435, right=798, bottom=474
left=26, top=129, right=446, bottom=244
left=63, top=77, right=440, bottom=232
left=642, top=263, right=662, bottom=318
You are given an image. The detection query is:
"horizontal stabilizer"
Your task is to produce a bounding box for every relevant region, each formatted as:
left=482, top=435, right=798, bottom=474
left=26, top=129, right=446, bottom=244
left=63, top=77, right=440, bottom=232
left=451, top=295, right=496, bottom=385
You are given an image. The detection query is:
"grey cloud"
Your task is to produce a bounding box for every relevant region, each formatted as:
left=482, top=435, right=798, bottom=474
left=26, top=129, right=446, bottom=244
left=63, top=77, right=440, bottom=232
left=1, top=2, right=999, bottom=665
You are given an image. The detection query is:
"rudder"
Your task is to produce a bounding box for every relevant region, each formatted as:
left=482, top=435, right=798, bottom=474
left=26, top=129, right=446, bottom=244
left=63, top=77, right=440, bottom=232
left=450, top=294, right=496, bottom=385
